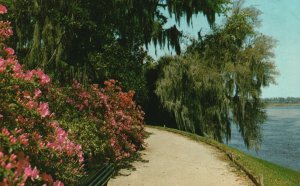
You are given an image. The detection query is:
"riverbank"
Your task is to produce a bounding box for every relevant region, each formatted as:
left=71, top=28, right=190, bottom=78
left=265, top=103, right=300, bottom=107
left=152, top=126, right=300, bottom=186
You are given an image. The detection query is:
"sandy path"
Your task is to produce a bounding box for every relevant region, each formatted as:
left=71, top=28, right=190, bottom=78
left=108, top=127, right=251, bottom=186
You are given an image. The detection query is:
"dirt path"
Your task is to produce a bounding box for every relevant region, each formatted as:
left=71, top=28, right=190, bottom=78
left=108, top=127, right=252, bottom=186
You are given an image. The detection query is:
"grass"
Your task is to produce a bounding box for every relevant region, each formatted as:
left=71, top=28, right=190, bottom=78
left=148, top=125, right=300, bottom=186
left=266, top=103, right=300, bottom=107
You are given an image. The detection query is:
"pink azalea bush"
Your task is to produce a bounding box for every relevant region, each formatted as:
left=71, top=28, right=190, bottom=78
left=1, top=3, right=146, bottom=184
left=102, top=80, right=145, bottom=161
left=48, top=80, right=145, bottom=165
left=0, top=5, right=84, bottom=185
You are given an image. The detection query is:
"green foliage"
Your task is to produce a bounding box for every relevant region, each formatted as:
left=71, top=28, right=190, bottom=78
left=156, top=3, right=278, bottom=148
left=142, top=59, right=177, bottom=127
left=0, top=10, right=84, bottom=184
left=47, top=80, right=145, bottom=165
left=0, top=9, right=146, bottom=184
left=88, top=42, right=148, bottom=103
left=0, top=0, right=228, bottom=89
left=59, top=119, right=108, bottom=163
left=264, top=97, right=300, bottom=105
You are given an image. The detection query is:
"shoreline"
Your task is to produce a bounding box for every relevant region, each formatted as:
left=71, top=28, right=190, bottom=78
left=148, top=126, right=300, bottom=186
left=265, top=103, right=300, bottom=107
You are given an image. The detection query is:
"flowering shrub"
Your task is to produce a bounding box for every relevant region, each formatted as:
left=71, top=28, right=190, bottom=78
left=48, top=80, right=145, bottom=165
left=0, top=3, right=146, bottom=184
left=0, top=5, right=84, bottom=185
left=102, top=80, right=145, bottom=161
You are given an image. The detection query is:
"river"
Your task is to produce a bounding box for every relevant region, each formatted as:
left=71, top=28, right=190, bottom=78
left=228, top=106, right=300, bottom=172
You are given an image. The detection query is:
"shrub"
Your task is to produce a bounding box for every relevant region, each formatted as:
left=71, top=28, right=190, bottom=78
left=102, top=80, right=145, bottom=161
left=0, top=4, right=146, bottom=184
left=0, top=5, right=84, bottom=185
left=48, top=80, right=145, bottom=165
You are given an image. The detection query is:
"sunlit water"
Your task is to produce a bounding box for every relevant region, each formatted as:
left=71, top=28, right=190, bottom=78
left=228, top=106, right=300, bottom=172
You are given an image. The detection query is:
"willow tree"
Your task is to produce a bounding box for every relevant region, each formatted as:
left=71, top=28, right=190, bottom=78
left=156, top=4, right=278, bottom=148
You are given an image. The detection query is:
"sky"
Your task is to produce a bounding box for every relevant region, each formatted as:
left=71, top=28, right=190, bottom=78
left=148, top=0, right=300, bottom=98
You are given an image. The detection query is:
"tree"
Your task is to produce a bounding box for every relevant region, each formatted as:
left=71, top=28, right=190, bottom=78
left=156, top=3, right=278, bottom=148
left=0, top=0, right=228, bottom=89
left=142, top=57, right=177, bottom=127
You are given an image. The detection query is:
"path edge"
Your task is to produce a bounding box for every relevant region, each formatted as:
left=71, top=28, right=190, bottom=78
left=147, top=125, right=263, bottom=186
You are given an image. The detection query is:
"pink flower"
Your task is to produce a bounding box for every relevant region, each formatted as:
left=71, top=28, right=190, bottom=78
left=38, top=102, right=50, bottom=118
left=5, top=163, right=12, bottom=169
left=7, top=27, right=13, bottom=36
left=54, top=180, right=64, bottom=186
left=13, top=63, right=22, bottom=74
left=0, top=66, right=5, bottom=73
left=35, top=69, right=50, bottom=85
left=79, top=152, right=84, bottom=163
left=9, top=154, right=16, bottom=161
left=83, top=99, right=89, bottom=106
left=75, top=145, right=82, bottom=151
left=24, top=166, right=32, bottom=178
left=0, top=21, right=13, bottom=38
left=110, top=138, right=116, bottom=147
left=79, top=91, right=90, bottom=98
left=38, top=141, right=45, bottom=148
left=0, top=4, right=7, bottom=14
left=4, top=47, right=14, bottom=55
left=9, top=135, right=16, bottom=144
left=2, top=128, right=10, bottom=136
left=24, top=166, right=40, bottom=181
left=31, top=167, right=39, bottom=180
left=18, top=134, right=29, bottom=146
left=34, top=89, right=42, bottom=99
left=77, top=104, right=84, bottom=111
left=24, top=70, right=34, bottom=81
left=27, top=100, right=37, bottom=109
left=40, top=74, right=50, bottom=85
left=0, top=58, right=4, bottom=67
left=49, top=121, right=59, bottom=128
left=14, top=128, right=22, bottom=134
left=16, top=115, right=26, bottom=124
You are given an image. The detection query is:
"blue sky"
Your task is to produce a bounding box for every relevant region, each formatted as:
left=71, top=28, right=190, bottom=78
left=148, top=0, right=300, bottom=98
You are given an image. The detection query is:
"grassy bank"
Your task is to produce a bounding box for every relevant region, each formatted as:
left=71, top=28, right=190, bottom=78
left=148, top=126, right=300, bottom=186
left=265, top=103, right=300, bottom=107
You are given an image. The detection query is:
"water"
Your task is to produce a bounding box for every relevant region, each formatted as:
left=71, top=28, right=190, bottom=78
left=228, top=106, right=300, bottom=172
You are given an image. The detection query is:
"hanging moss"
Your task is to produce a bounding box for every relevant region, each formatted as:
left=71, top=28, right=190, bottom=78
left=156, top=4, right=278, bottom=149
left=4, top=0, right=228, bottom=85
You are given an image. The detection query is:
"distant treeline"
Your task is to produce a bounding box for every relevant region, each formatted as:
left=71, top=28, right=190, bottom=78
left=263, top=97, right=300, bottom=104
